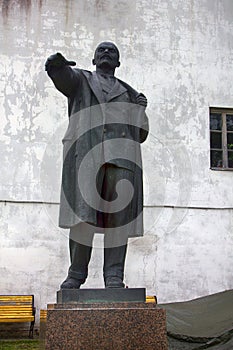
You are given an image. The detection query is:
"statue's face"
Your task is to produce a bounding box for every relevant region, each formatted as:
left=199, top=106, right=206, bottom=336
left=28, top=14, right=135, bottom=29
left=93, top=42, right=120, bottom=70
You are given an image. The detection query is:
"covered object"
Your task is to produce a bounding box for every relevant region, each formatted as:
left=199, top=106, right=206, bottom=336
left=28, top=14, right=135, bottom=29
left=159, top=290, right=233, bottom=349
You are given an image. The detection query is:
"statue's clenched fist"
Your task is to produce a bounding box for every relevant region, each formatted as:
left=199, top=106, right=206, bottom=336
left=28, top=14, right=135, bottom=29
left=136, top=93, right=147, bottom=107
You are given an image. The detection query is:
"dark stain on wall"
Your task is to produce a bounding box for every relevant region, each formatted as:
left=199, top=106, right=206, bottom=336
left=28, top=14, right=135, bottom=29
left=1, top=0, right=42, bottom=19
left=95, top=0, right=107, bottom=11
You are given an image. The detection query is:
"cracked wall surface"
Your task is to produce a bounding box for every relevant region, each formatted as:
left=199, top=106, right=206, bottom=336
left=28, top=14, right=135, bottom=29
left=0, top=0, right=233, bottom=315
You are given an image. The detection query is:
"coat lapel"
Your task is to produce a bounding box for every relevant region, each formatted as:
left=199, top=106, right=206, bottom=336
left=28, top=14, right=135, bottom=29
left=106, top=79, right=127, bottom=102
left=82, top=70, right=105, bottom=104
left=82, top=70, right=128, bottom=103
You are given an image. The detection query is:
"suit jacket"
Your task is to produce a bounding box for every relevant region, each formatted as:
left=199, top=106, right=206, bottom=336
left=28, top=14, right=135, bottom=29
left=47, top=66, right=149, bottom=236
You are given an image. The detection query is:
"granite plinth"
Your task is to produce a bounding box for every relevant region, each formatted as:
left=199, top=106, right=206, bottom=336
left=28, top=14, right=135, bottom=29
left=45, top=302, right=167, bottom=350
left=40, top=310, right=47, bottom=349
left=57, top=288, right=145, bottom=303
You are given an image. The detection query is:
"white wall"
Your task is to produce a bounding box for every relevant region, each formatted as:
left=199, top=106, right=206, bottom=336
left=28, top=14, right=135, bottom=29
left=0, top=0, right=233, bottom=316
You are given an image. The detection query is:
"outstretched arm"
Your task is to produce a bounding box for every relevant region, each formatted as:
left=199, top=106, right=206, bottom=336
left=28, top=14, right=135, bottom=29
left=45, top=53, right=80, bottom=97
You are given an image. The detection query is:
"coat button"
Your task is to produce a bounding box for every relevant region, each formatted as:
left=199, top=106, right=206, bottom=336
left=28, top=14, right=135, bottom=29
left=103, top=128, right=107, bottom=133
left=122, top=132, right=126, bottom=137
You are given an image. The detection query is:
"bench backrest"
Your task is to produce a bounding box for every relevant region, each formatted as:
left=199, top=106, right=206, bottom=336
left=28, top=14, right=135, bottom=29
left=0, top=295, right=35, bottom=322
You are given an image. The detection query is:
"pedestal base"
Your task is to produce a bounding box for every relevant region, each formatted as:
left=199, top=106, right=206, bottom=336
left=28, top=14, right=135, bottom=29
left=45, top=299, right=167, bottom=349
left=57, top=287, right=146, bottom=303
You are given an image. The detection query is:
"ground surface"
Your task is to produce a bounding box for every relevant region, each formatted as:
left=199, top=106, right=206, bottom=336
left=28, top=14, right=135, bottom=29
left=0, top=340, right=40, bottom=350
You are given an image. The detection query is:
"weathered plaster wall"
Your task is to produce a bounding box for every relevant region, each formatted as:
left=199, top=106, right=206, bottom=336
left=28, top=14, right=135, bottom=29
left=0, top=0, right=233, bottom=315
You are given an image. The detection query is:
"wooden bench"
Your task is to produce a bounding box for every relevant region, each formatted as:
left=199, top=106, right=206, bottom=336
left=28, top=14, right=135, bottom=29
left=0, top=295, right=36, bottom=338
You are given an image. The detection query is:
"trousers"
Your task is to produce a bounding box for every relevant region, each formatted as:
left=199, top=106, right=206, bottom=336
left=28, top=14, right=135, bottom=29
left=67, top=164, right=133, bottom=282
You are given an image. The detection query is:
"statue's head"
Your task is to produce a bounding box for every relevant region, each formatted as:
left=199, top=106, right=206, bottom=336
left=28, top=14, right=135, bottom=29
left=92, top=41, right=120, bottom=70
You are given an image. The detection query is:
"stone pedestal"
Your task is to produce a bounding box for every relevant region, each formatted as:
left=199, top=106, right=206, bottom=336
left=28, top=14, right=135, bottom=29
left=40, top=309, right=47, bottom=350
left=45, top=289, right=167, bottom=350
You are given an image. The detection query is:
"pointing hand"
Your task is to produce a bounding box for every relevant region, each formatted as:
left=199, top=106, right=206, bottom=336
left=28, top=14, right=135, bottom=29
left=45, top=53, right=76, bottom=71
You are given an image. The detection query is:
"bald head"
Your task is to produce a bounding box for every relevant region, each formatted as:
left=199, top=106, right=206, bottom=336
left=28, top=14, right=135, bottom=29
left=94, top=42, right=120, bottom=60
left=92, top=42, right=121, bottom=73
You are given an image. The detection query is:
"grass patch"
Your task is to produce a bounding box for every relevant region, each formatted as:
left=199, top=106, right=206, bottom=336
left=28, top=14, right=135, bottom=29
left=0, top=340, right=41, bottom=350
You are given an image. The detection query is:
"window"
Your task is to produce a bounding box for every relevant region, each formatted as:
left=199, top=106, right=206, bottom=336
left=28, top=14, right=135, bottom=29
left=210, top=108, right=233, bottom=170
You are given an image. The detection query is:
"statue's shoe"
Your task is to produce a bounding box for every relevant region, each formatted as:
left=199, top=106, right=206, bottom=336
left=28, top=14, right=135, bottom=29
left=105, top=277, right=125, bottom=288
left=60, top=277, right=82, bottom=289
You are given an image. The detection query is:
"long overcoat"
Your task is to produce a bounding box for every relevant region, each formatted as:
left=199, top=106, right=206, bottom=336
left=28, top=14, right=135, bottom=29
left=47, top=65, right=149, bottom=237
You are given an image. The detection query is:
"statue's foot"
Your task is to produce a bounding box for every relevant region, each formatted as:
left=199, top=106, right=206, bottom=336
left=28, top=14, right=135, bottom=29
left=60, top=277, right=83, bottom=289
left=105, top=277, right=125, bottom=288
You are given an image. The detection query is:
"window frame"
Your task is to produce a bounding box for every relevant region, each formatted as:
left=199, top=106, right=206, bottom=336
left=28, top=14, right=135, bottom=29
left=210, top=107, right=233, bottom=171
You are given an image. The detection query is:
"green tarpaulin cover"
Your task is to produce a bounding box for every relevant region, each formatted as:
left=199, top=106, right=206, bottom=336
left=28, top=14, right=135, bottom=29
left=159, top=289, right=233, bottom=349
